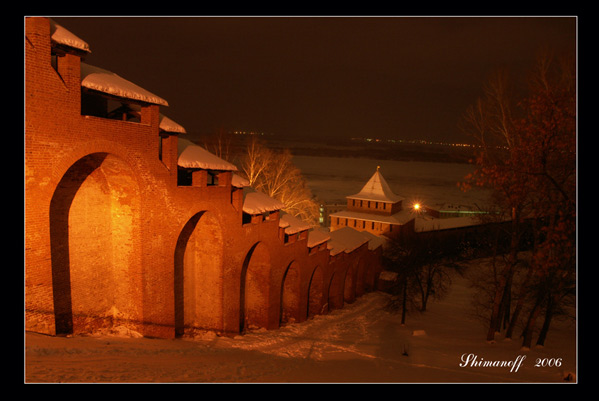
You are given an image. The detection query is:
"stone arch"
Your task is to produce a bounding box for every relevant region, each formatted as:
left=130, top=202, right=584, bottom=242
left=240, top=242, right=271, bottom=333
left=307, top=265, right=324, bottom=318
left=280, top=261, right=300, bottom=325
left=50, top=152, right=142, bottom=335
left=174, top=211, right=224, bottom=337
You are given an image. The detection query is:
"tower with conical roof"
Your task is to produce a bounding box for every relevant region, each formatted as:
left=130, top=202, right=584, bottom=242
left=329, top=166, right=414, bottom=237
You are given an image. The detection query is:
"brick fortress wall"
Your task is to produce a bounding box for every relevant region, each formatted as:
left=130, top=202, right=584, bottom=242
left=25, top=17, right=383, bottom=339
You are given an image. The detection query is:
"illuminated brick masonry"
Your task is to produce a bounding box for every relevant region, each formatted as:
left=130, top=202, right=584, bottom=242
left=25, top=17, right=383, bottom=339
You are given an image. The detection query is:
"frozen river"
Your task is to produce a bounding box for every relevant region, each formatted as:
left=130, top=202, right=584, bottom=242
left=292, top=155, right=491, bottom=210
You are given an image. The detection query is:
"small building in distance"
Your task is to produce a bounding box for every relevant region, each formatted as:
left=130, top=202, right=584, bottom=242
left=329, top=167, right=415, bottom=238
left=318, top=202, right=346, bottom=227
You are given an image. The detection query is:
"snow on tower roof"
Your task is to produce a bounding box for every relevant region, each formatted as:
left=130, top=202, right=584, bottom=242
left=81, top=63, right=169, bottom=107
left=347, top=166, right=403, bottom=203
left=177, top=139, right=238, bottom=171
left=50, top=19, right=91, bottom=54
left=242, top=187, right=285, bottom=215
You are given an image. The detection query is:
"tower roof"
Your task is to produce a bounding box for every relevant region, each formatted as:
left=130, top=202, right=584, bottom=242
left=347, top=167, right=403, bottom=203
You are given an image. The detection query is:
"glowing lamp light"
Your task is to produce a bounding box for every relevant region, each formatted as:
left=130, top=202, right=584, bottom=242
left=413, top=203, right=421, bottom=211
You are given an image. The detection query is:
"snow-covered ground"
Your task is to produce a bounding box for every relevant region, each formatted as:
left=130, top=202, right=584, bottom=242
left=25, top=259, right=576, bottom=383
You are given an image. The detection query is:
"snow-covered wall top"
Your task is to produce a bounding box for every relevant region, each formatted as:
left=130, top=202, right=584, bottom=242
left=327, top=227, right=370, bottom=256
left=232, top=174, right=250, bottom=189
left=125, top=105, right=185, bottom=134
left=50, top=19, right=91, bottom=53
left=242, top=187, right=285, bottom=215
left=414, top=216, right=480, bottom=232
left=51, top=20, right=185, bottom=130
left=81, top=63, right=169, bottom=107
left=158, top=114, right=186, bottom=134
left=279, top=212, right=312, bottom=235
left=358, top=230, right=386, bottom=251
left=307, top=228, right=331, bottom=248
left=177, top=138, right=238, bottom=171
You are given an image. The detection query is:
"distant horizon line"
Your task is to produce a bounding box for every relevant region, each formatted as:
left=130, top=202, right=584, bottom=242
left=185, top=130, right=478, bottom=147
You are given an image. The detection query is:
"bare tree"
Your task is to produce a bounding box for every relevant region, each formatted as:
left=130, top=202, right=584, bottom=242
left=201, top=127, right=235, bottom=162
left=383, top=239, right=420, bottom=325
left=461, top=69, right=530, bottom=342
left=383, top=235, right=455, bottom=322
left=237, top=136, right=320, bottom=225
left=238, top=136, right=272, bottom=187
left=461, top=50, right=576, bottom=347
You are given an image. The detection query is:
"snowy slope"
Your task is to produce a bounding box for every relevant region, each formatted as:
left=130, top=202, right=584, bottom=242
left=25, top=258, right=576, bottom=383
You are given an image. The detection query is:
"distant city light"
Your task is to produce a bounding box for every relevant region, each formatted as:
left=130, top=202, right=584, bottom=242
left=348, top=137, right=507, bottom=149
left=232, top=130, right=269, bottom=136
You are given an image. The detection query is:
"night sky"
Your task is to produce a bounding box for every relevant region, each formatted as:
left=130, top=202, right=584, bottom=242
left=51, top=16, right=576, bottom=144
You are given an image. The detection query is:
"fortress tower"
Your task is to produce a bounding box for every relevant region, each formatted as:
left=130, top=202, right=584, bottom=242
left=329, top=167, right=415, bottom=237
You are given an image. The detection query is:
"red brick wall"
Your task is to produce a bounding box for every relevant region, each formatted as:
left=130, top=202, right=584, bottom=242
left=347, top=198, right=403, bottom=215
left=25, top=17, right=382, bottom=339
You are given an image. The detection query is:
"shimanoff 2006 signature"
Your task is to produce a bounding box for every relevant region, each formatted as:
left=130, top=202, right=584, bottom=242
left=459, top=353, right=563, bottom=373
